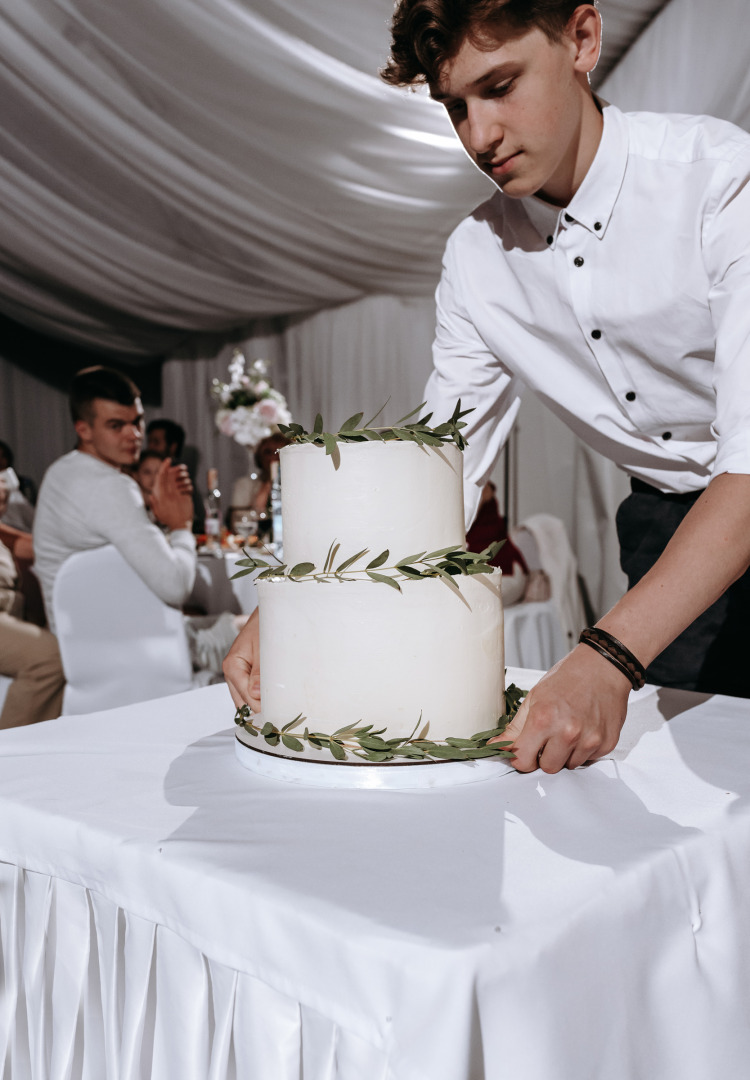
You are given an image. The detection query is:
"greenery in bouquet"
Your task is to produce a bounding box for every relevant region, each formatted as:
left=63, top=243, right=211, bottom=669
left=211, top=348, right=292, bottom=447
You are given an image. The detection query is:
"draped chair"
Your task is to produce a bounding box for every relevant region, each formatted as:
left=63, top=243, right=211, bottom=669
left=53, top=545, right=194, bottom=715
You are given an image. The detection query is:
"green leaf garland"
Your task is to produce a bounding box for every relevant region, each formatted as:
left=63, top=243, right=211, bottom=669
left=278, top=399, right=473, bottom=453
left=235, top=683, right=525, bottom=764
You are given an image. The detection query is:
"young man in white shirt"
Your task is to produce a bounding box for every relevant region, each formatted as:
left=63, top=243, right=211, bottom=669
left=225, top=1, right=750, bottom=772
left=34, top=367, right=242, bottom=677
left=377, top=0, right=750, bottom=771
left=34, top=367, right=197, bottom=626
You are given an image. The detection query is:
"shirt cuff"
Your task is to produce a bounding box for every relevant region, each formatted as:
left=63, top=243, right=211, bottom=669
left=169, top=528, right=197, bottom=550
left=712, top=429, right=750, bottom=479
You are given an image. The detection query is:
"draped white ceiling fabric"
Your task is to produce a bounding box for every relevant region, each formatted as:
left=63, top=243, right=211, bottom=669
left=0, top=0, right=489, bottom=354
left=0, top=0, right=673, bottom=357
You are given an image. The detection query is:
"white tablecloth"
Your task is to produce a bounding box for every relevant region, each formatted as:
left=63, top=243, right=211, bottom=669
left=4, top=671, right=749, bottom=1079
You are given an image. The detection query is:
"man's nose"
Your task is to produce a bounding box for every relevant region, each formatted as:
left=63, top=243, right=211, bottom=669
left=467, top=102, right=503, bottom=157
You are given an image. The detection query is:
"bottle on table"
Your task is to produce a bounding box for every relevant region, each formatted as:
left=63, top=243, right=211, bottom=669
left=270, top=460, right=283, bottom=558
left=204, top=468, right=222, bottom=555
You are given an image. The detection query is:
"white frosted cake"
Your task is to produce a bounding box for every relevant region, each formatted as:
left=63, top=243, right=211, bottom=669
left=235, top=437, right=507, bottom=766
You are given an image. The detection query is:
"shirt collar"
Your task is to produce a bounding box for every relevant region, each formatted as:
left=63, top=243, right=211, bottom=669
left=522, top=102, right=629, bottom=245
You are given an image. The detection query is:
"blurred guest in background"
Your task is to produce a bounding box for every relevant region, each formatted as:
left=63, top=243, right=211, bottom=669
left=466, top=481, right=528, bottom=605
left=147, top=417, right=204, bottom=531
left=0, top=475, right=64, bottom=727
left=0, top=439, right=36, bottom=531
left=33, top=367, right=243, bottom=679
left=133, top=449, right=163, bottom=519
left=231, top=433, right=289, bottom=521
left=146, top=418, right=185, bottom=461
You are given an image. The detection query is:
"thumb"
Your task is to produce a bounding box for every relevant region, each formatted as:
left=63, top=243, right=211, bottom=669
left=490, top=694, right=530, bottom=745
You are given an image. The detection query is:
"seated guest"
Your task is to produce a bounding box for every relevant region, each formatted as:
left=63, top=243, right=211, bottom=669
left=0, top=439, right=37, bottom=505
left=0, top=440, right=36, bottom=531
left=466, top=482, right=528, bottom=605
left=0, top=477, right=64, bottom=727
left=146, top=418, right=185, bottom=461
left=147, top=417, right=204, bottom=531
left=33, top=367, right=242, bottom=678
left=230, top=433, right=289, bottom=524
left=133, top=449, right=163, bottom=518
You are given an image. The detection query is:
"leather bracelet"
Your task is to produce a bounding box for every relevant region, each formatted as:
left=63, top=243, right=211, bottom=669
left=578, top=627, right=646, bottom=691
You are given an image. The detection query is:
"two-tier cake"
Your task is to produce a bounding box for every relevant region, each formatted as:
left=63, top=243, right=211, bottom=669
left=235, top=424, right=509, bottom=771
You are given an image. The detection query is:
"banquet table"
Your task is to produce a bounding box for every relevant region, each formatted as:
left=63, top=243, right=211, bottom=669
left=2, top=671, right=750, bottom=1080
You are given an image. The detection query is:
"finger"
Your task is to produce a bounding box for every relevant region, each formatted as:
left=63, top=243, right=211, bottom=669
left=223, top=654, right=259, bottom=711
left=490, top=694, right=530, bottom=746
left=490, top=697, right=544, bottom=772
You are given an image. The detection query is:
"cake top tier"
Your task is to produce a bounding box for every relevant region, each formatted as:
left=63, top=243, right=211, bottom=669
left=280, top=441, right=465, bottom=570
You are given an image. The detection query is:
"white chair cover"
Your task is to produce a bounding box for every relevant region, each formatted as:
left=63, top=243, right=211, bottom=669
left=0, top=675, right=12, bottom=713
left=512, top=515, right=588, bottom=652
left=53, top=545, right=194, bottom=715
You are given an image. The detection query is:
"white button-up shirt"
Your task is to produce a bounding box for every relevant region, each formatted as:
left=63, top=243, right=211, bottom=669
left=425, top=103, right=750, bottom=526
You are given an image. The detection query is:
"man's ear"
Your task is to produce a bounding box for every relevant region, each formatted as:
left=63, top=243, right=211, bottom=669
left=567, top=4, right=602, bottom=76
left=74, top=418, right=92, bottom=446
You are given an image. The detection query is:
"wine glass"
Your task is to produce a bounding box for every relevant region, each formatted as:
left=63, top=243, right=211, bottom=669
left=234, top=509, right=259, bottom=543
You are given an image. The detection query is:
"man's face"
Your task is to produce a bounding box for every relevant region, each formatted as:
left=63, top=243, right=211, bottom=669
left=432, top=12, right=600, bottom=205
left=147, top=428, right=169, bottom=457
left=75, top=399, right=144, bottom=469
left=135, top=456, right=161, bottom=496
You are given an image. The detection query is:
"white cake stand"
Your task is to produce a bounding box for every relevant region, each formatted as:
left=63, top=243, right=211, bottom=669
left=234, top=728, right=514, bottom=790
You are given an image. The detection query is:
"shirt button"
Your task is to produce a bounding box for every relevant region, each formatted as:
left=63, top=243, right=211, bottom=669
left=625, top=391, right=636, bottom=402
left=594, top=221, right=602, bottom=231
left=546, top=235, right=553, bottom=245
left=662, top=431, right=672, bottom=440
left=591, top=329, right=602, bottom=340
left=564, top=213, right=574, bottom=223
left=574, top=256, right=584, bottom=267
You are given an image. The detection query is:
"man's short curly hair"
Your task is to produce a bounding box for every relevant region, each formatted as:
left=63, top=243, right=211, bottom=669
left=381, top=0, right=594, bottom=87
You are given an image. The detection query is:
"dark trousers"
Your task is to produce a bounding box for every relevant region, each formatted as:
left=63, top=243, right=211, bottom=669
left=616, top=479, right=750, bottom=698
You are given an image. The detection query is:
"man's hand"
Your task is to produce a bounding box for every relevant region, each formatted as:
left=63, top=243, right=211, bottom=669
left=223, top=608, right=261, bottom=712
left=497, top=473, right=750, bottom=773
left=150, top=458, right=194, bottom=531
left=495, top=644, right=631, bottom=772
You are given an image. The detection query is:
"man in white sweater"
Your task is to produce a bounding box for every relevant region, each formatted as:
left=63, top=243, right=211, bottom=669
left=34, top=366, right=238, bottom=672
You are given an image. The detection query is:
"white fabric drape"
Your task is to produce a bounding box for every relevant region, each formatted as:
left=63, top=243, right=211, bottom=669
left=0, top=863, right=387, bottom=1080
left=0, top=0, right=488, bottom=354
left=598, top=0, right=750, bottom=127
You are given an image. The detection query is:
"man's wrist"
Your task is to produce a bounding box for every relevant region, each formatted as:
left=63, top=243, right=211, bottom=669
left=578, top=627, right=646, bottom=690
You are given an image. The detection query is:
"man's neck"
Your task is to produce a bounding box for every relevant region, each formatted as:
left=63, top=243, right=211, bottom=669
left=536, top=89, right=604, bottom=207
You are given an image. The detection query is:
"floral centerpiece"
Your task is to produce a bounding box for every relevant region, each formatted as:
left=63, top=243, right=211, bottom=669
left=211, top=348, right=292, bottom=447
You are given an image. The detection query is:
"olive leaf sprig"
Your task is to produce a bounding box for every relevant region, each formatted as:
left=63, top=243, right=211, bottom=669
left=235, top=683, right=526, bottom=764
left=278, top=399, right=473, bottom=457
left=231, top=538, right=505, bottom=591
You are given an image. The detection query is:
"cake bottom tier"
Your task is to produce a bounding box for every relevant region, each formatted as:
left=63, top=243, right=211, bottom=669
left=253, top=571, right=505, bottom=759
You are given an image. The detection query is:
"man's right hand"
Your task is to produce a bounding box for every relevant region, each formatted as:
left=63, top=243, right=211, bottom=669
left=223, top=608, right=261, bottom=712
left=150, top=458, right=194, bottom=531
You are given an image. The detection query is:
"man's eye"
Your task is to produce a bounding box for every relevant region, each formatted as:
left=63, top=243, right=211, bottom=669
left=490, top=80, right=514, bottom=98
left=445, top=101, right=466, bottom=118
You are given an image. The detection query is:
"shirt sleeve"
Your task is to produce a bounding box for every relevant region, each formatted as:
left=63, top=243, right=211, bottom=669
left=92, top=471, right=196, bottom=607
left=425, top=231, right=524, bottom=528
left=704, top=142, right=750, bottom=479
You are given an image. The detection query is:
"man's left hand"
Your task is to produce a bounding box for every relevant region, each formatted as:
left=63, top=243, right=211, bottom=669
left=495, top=644, right=631, bottom=772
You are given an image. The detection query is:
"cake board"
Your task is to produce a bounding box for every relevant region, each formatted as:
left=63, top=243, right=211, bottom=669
left=234, top=726, right=514, bottom=790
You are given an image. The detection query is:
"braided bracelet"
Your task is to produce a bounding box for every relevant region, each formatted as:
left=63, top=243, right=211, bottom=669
left=578, top=627, right=646, bottom=691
